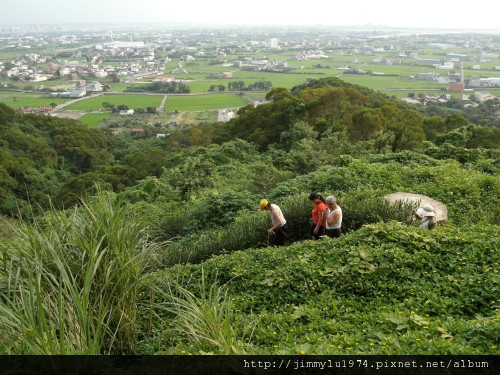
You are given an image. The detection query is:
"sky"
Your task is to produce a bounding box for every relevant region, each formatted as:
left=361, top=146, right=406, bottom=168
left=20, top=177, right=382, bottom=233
left=2, top=0, right=499, bottom=30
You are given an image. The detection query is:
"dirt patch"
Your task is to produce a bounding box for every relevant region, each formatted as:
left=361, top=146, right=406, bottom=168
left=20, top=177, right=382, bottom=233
left=168, top=111, right=218, bottom=125
left=51, top=112, right=84, bottom=120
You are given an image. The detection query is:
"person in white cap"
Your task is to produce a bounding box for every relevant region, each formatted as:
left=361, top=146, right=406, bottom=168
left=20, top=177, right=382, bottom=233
left=412, top=204, right=437, bottom=230
left=260, top=199, right=288, bottom=246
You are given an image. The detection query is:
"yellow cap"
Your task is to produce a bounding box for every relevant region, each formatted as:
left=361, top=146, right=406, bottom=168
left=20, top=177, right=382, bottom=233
left=259, top=199, right=269, bottom=210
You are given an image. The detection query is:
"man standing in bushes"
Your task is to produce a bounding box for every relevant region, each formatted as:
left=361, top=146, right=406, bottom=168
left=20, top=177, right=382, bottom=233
left=260, top=199, right=289, bottom=246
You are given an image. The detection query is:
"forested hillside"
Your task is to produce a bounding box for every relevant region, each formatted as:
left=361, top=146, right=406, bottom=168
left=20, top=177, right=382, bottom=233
left=0, top=77, right=498, bottom=355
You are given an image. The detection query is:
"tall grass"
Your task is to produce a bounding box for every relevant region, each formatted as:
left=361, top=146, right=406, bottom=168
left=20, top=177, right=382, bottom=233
left=157, top=270, right=255, bottom=354
left=341, top=191, right=419, bottom=231
left=0, top=191, right=163, bottom=354
left=159, top=210, right=268, bottom=266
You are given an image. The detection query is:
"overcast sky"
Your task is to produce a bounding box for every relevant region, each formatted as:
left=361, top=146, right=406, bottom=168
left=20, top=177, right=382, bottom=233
left=2, top=0, right=499, bottom=30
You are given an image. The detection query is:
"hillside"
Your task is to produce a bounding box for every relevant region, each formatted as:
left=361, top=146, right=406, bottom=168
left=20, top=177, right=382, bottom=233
left=1, top=77, right=499, bottom=215
left=140, top=222, right=498, bottom=355
left=0, top=77, right=499, bottom=355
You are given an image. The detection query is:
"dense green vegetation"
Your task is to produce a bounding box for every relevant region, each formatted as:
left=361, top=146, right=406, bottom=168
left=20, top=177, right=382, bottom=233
left=0, top=76, right=498, bottom=355
left=0, top=104, right=111, bottom=216
left=143, top=222, right=498, bottom=355
left=125, top=81, right=191, bottom=94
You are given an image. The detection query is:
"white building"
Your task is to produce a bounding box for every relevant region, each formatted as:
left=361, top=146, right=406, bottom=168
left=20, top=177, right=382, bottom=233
left=92, top=70, right=108, bottom=78
left=265, top=38, right=279, bottom=48
left=119, top=109, right=135, bottom=115
left=474, top=92, right=496, bottom=102
left=437, top=64, right=454, bottom=70
left=218, top=109, right=236, bottom=122
left=87, top=82, right=103, bottom=91
left=31, top=74, right=48, bottom=82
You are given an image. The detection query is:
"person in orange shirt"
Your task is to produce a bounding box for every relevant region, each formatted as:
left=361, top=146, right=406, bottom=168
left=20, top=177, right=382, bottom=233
left=308, top=193, right=327, bottom=240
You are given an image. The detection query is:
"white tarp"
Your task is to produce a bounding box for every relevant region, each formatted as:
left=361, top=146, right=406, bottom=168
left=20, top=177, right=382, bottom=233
left=384, top=192, right=448, bottom=222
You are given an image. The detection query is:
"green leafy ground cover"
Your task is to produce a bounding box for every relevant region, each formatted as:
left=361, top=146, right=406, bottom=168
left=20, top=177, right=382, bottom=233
left=140, top=222, right=499, bottom=355
left=129, top=152, right=498, bottom=355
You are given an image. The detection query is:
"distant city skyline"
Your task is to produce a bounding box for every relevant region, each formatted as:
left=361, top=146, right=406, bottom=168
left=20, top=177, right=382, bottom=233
left=2, top=0, right=500, bottom=30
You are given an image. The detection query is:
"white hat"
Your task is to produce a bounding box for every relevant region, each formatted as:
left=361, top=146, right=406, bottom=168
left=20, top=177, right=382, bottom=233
left=417, top=204, right=436, bottom=217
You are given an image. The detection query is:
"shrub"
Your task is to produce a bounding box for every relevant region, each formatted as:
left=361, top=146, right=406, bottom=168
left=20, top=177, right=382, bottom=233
left=187, top=189, right=258, bottom=231
left=366, top=150, right=439, bottom=167
left=129, top=201, right=190, bottom=241
left=270, top=162, right=405, bottom=199
left=158, top=209, right=269, bottom=266
left=340, top=190, right=419, bottom=232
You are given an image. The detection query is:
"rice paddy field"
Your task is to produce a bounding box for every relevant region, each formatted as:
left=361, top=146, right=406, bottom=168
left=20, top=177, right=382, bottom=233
left=107, top=82, right=147, bottom=92
left=78, top=112, right=112, bottom=127
left=339, top=75, right=398, bottom=89
left=381, top=90, right=442, bottom=99
left=187, top=80, right=231, bottom=93
left=185, top=74, right=312, bottom=93
left=164, top=93, right=246, bottom=111
left=0, top=92, right=68, bottom=109
left=64, top=94, right=164, bottom=111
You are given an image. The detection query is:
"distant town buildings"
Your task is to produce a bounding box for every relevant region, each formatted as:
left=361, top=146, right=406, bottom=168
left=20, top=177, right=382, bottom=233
left=0, top=24, right=499, bottom=123
left=16, top=106, right=54, bottom=114
left=469, top=77, right=500, bottom=88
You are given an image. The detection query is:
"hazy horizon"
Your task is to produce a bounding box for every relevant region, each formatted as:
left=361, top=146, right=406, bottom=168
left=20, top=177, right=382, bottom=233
left=3, top=0, right=499, bottom=31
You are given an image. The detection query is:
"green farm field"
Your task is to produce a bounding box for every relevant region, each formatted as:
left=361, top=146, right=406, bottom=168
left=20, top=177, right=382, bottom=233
left=187, top=80, right=232, bottom=93
left=107, top=82, right=146, bottom=92
left=390, top=81, right=448, bottom=90
left=186, top=73, right=312, bottom=93
left=182, top=62, right=237, bottom=74
left=164, top=93, right=246, bottom=111
left=64, top=94, right=164, bottom=111
left=381, top=90, right=441, bottom=99
left=78, top=112, right=112, bottom=128
left=0, top=93, right=68, bottom=109
left=338, top=75, right=398, bottom=89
